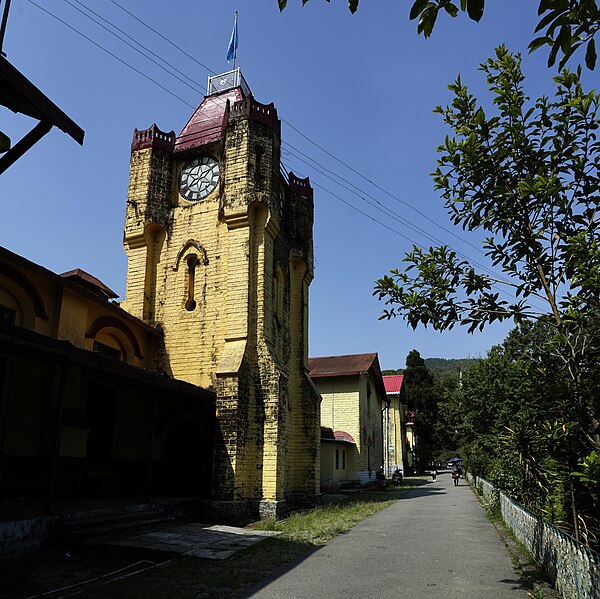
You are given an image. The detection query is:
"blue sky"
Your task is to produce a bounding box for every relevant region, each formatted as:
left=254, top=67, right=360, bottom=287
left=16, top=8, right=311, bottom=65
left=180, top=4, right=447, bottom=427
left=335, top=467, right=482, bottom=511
left=2, top=1, right=596, bottom=370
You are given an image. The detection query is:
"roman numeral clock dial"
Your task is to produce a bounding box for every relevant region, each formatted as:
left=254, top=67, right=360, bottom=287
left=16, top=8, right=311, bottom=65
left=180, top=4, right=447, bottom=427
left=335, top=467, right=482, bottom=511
left=179, top=156, right=220, bottom=201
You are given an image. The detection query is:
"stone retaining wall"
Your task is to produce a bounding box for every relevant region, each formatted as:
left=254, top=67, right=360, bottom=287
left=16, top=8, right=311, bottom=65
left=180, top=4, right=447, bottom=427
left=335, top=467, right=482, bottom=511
left=469, top=474, right=600, bottom=599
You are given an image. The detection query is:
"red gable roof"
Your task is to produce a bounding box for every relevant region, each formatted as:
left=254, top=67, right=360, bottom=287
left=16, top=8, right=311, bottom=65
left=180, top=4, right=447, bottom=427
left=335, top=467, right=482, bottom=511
left=383, top=374, right=404, bottom=394
left=308, top=353, right=379, bottom=378
left=309, top=353, right=387, bottom=402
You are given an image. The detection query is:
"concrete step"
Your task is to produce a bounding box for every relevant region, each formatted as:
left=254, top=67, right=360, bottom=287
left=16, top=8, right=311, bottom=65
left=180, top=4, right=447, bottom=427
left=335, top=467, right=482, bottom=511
left=56, top=505, right=173, bottom=545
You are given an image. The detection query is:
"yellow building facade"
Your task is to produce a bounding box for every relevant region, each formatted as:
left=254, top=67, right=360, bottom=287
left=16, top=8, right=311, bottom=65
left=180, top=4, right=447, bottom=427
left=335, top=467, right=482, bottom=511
left=121, top=70, right=320, bottom=517
left=382, top=375, right=409, bottom=475
left=0, top=246, right=215, bottom=521
left=309, top=353, right=386, bottom=487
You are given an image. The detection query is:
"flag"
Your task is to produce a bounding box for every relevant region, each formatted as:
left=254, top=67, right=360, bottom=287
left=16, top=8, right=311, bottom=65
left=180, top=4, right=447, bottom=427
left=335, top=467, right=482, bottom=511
left=227, top=12, right=238, bottom=63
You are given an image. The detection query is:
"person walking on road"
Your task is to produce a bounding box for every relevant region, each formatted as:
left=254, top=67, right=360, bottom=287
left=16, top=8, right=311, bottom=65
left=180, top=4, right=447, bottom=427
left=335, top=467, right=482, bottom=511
left=452, top=467, right=460, bottom=486
left=431, top=462, right=437, bottom=482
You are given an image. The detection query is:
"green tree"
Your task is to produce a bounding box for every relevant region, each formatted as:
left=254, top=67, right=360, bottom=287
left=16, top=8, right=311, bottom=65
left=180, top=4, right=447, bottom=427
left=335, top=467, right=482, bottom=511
left=403, top=350, right=441, bottom=467
left=374, top=48, right=600, bottom=541
left=449, top=320, right=597, bottom=544
left=278, top=0, right=600, bottom=69
left=374, top=47, right=600, bottom=453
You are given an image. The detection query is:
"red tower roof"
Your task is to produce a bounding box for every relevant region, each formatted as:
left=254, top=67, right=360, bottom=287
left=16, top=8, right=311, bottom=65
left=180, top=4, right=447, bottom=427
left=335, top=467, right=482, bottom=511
left=174, top=87, right=243, bottom=153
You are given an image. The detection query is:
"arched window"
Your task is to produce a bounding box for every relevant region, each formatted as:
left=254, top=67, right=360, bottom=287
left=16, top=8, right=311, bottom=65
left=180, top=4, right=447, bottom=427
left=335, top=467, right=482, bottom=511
left=185, top=254, right=199, bottom=312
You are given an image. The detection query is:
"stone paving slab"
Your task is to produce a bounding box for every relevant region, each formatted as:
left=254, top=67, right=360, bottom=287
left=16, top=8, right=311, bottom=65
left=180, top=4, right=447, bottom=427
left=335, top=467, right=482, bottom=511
left=109, top=523, right=279, bottom=560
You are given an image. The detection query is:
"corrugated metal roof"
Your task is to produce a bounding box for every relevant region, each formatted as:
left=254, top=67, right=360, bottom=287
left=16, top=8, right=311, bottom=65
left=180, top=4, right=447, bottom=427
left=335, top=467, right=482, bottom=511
left=308, top=353, right=379, bottom=378
left=174, top=88, right=243, bottom=153
left=383, top=374, right=404, bottom=394
left=320, top=427, right=356, bottom=444
left=60, top=268, right=118, bottom=300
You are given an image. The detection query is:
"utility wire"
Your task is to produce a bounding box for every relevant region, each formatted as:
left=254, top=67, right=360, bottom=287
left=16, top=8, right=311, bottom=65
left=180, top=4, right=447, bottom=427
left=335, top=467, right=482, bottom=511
left=280, top=160, right=420, bottom=246
left=26, top=0, right=196, bottom=110
left=106, top=0, right=216, bottom=76
left=65, top=0, right=206, bottom=97
left=99, top=0, right=490, bottom=261
left=52, top=0, right=492, bottom=263
left=282, top=135, right=489, bottom=259
left=29, top=0, right=547, bottom=311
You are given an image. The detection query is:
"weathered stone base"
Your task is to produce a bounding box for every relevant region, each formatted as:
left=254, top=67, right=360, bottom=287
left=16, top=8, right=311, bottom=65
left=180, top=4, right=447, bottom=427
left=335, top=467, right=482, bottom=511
left=208, top=500, right=253, bottom=524
left=206, top=494, right=322, bottom=523
left=258, top=499, right=287, bottom=520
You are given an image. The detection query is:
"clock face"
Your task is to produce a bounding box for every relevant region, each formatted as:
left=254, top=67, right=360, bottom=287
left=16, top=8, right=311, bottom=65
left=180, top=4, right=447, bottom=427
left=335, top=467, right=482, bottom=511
left=179, top=156, right=220, bottom=201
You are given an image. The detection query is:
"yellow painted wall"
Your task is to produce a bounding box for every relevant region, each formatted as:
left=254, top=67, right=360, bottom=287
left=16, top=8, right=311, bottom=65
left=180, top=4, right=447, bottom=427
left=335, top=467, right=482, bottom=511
left=317, top=374, right=384, bottom=484
left=121, top=100, right=319, bottom=508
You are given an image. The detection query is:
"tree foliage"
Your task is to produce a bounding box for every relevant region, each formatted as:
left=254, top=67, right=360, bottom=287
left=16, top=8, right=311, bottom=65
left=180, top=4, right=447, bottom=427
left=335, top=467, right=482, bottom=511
left=279, top=0, right=600, bottom=70
left=443, top=322, right=600, bottom=547
left=410, top=0, right=600, bottom=70
left=375, top=47, right=600, bottom=336
left=374, top=48, right=600, bottom=453
left=403, top=350, right=442, bottom=467
left=375, top=48, right=600, bottom=543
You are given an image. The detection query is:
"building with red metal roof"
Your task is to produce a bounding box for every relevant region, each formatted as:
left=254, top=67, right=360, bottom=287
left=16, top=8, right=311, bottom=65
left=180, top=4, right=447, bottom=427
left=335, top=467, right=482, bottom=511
left=383, top=374, right=413, bottom=473
left=310, top=353, right=401, bottom=488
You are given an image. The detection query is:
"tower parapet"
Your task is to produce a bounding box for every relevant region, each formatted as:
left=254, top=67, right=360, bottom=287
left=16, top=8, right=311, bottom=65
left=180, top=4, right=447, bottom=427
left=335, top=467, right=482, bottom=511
left=287, top=172, right=314, bottom=264
left=230, top=97, right=281, bottom=136
left=131, top=124, right=175, bottom=153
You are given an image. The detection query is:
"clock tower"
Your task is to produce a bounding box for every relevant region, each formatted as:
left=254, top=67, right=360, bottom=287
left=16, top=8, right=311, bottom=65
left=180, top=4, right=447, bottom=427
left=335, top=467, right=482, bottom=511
left=121, top=70, right=320, bottom=518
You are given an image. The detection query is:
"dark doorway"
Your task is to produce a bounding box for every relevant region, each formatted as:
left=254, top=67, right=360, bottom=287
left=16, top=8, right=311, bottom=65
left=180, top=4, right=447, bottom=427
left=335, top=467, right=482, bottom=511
left=161, top=420, right=207, bottom=496
left=86, top=381, right=117, bottom=495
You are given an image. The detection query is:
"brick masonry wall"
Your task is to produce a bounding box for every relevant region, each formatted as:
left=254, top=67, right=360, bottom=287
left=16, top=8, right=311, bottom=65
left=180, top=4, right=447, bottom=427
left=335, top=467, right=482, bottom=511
left=317, top=374, right=383, bottom=484
left=471, top=475, right=600, bottom=599
left=122, top=100, right=319, bottom=510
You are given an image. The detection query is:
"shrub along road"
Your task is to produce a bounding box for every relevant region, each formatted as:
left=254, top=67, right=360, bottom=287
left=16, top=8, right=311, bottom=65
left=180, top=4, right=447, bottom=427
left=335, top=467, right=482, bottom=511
left=242, top=472, right=530, bottom=599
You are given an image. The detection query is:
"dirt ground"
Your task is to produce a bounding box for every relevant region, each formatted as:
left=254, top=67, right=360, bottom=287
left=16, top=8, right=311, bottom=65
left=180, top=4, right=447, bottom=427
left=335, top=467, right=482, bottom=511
left=0, top=543, right=170, bottom=599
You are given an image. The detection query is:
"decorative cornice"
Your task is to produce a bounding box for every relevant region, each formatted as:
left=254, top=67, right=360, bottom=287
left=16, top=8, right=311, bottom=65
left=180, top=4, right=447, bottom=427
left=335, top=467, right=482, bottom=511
left=223, top=211, right=250, bottom=230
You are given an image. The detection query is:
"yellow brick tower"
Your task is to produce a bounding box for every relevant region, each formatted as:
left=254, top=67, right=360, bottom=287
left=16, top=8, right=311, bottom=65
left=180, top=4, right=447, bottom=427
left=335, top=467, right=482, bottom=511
left=121, top=70, right=320, bottom=518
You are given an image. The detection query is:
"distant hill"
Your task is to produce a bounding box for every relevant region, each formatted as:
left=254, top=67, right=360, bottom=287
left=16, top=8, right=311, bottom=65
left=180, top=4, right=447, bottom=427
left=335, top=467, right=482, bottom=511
left=424, top=357, right=480, bottom=377
left=382, top=357, right=480, bottom=378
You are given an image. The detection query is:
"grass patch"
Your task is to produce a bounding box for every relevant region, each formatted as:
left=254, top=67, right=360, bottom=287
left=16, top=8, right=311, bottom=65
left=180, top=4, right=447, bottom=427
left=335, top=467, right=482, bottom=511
left=251, top=488, right=404, bottom=545
left=65, top=485, right=414, bottom=599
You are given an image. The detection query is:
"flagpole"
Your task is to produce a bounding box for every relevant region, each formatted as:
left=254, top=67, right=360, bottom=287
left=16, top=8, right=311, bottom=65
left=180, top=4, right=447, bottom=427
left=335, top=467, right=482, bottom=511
left=233, top=11, right=238, bottom=73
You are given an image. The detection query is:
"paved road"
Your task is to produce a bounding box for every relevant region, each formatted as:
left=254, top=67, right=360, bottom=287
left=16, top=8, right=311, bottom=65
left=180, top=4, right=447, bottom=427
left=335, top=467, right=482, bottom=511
left=243, top=472, right=529, bottom=599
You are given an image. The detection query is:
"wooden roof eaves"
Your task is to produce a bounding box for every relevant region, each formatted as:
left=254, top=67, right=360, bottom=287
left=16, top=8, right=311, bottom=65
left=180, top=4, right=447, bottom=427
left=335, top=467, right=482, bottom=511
left=0, top=56, right=84, bottom=145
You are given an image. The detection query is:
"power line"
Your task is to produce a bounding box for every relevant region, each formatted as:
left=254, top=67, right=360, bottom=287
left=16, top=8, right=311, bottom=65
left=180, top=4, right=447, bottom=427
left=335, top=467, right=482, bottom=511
left=281, top=133, right=489, bottom=259
left=27, top=0, right=547, bottom=312
left=106, top=0, right=215, bottom=77
left=69, top=0, right=496, bottom=268
left=86, top=0, right=488, bottom=262
left=64, top=0, right=206, bottom=97
left=26, top=0, right=196, bottom=110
